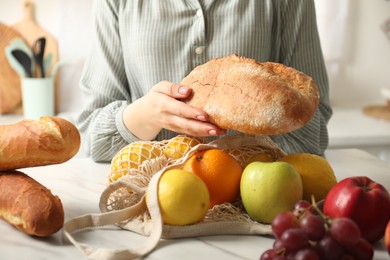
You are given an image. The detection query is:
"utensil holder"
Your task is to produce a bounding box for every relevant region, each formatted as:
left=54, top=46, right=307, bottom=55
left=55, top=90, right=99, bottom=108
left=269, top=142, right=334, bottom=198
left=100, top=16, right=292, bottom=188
left=21, top=77, right=55, bottom=120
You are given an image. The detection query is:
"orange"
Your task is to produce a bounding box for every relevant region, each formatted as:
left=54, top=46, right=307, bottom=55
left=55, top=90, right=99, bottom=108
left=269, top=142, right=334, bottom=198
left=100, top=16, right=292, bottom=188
left=183, top=149, right=243, bottom=208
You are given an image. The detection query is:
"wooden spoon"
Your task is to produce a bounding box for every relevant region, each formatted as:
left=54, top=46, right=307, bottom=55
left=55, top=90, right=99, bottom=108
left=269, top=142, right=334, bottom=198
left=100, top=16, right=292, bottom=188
left=32, top=37, right=46, bottom=78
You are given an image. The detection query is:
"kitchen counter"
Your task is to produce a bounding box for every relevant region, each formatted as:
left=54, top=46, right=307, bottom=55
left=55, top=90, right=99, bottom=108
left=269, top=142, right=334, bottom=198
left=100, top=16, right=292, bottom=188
left=328, top=106, right=390, bottom=162
left=0, top=149, right=389, bottom=260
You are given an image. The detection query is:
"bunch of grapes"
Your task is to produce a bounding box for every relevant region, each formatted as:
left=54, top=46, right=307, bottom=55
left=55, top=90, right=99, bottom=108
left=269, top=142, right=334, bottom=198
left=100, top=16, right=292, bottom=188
left=260, top=200, right=374, bottom=260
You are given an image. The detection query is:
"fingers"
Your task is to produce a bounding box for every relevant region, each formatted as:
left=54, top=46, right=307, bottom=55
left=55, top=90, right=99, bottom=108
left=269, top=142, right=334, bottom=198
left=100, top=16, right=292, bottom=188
left=152, top=81, right=207, bottom=121
left=164, top=97, right=207, bottom=121
left=151, top=81, right=191, bottom=99
left=157, top=99, right=225, bottom=136
left=150, top=95, right=226, bottom=137
left=164, top=115, right=227, bottom=137
left=149, top=81, right=227, bottom=137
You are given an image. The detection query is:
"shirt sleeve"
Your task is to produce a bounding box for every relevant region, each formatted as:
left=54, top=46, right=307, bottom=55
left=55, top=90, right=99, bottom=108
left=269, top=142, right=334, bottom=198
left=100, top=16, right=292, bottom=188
left=76, top=0, right=141, bottom=162
left=270, top=0, right=333, bottom=156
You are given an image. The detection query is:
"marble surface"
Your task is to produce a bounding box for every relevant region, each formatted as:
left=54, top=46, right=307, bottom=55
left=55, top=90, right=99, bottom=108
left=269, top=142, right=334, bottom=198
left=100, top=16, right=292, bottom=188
left=327, top=106, right=390, bottom=163
left=0, top=149, right=389, bottom=260
left=328, top=106, right=390, bottom=148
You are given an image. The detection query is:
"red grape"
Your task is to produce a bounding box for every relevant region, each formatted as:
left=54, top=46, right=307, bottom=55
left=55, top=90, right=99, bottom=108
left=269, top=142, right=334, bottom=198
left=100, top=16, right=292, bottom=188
left=299, top=214, right=325, bottom=241
left=330, top=217, right=361, bottom=247
left=280, top=228, right=309, bottom=252
left=345, top=238, right=374, bottom=260
left=294, top=200, right=312, bottom=210
left=293, top=200, right=313, bottom=217
left=316, top=233, right=343, bottom=260
left=261, top=204, right=372, bottom=260
left=273, top=239, right=284, bottom=251
left=260, top=249, right=277, bottom=260
left=272, top=211, right=299, bottom=238
left=293, top=248, right=320, bottom=260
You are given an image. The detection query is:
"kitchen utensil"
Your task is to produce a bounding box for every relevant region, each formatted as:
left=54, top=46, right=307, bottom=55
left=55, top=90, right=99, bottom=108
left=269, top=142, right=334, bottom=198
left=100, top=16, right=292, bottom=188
left=32, top=37, right=46, bottom=78
left=12, top=0, right=59, bottom=111
left=0, top=23, right=23, bottom=114
left=5, top=46, right=26, bottom=77
left=43, top=52, right=53, bottom=76
left=11, top=49, right=33, bottom=78
left=5, top=37, right=35, bottom=77
left=7, top=37, right=34, bottom=58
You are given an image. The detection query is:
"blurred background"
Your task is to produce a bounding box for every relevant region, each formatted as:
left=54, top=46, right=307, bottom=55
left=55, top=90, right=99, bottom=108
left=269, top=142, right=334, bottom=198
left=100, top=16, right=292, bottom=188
left=1, top=0, right=390, bottom=161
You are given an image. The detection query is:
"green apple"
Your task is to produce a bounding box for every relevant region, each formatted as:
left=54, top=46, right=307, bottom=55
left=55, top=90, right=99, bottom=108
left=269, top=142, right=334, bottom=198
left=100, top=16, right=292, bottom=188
left=240, top=161, right=303, bottom=224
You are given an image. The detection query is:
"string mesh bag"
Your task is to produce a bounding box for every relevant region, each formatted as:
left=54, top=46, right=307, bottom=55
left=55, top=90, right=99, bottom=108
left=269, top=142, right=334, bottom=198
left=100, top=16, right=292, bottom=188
left=102, top=135, right=205, bottom=234
left=63, top=134, right=287, bottom=259
left=108, top=135, right=204, bottom=183
left=101, top=133, right=286, bottom=237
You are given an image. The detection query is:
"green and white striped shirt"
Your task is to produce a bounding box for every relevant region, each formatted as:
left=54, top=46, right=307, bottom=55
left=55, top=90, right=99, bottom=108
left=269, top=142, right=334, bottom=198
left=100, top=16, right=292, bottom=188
left=77, top=0, right=332, bottom=162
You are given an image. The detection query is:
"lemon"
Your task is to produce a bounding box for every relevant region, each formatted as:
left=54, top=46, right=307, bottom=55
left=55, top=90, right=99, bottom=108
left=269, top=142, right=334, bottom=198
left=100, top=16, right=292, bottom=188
left=163, top=135, right=201, bottom=160
left=110, top=141, right=162, bottom=182
left=279, top=153, right=337, bottom=202
left=158, top=169, right=210, bottom=225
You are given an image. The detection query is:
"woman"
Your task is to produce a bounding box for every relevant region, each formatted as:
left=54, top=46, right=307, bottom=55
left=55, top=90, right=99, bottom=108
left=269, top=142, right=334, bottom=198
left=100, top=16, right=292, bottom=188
left=77, top=0, right=332, bottom=162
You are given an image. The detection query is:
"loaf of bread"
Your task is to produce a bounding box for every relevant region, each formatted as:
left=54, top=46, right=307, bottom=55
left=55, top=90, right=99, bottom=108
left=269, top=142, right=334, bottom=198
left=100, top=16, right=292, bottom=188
left=0, top=116, right=80, bottom=171
left=0, top=171, right=64, bottom=236
left=181, top=54, right=320, bottom=135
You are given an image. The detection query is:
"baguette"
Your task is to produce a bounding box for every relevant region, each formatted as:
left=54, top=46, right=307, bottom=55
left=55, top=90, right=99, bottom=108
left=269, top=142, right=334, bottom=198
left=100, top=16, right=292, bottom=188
left=181, top=54, right=320, bottom=135
left=0, top=116, right=80, bottom=171
left=0, top=171, right=64, bottom=236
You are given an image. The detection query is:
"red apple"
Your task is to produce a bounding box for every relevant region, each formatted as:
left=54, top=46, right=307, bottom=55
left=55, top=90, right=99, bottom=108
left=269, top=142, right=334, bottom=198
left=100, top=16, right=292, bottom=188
left=385, top=220, right=390, bottom=255
left=323, top=176, right=390, bottom=243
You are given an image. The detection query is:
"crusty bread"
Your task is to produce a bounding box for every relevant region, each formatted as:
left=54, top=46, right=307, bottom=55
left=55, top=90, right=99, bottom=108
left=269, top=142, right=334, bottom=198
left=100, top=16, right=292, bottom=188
left=181, top=54, right=320, bottom=135
left=0, top=116, right=80, bottom=171
left=0, top=171, right=64, bottom=236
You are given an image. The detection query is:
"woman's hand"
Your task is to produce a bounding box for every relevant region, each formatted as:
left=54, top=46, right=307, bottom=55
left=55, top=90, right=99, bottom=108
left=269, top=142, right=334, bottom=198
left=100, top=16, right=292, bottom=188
left=122, top=81, right=226, bottom=140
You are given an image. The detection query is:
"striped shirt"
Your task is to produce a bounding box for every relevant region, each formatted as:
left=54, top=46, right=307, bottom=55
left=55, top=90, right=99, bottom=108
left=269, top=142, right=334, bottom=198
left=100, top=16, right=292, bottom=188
left=77, top=0, right=333, bottom=162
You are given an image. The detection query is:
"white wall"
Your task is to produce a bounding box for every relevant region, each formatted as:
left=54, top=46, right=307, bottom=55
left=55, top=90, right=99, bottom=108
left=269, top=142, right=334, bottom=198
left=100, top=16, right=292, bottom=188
left=316, top=0, right=390, bottom=107
left=1, top=0, right=390, bottom=113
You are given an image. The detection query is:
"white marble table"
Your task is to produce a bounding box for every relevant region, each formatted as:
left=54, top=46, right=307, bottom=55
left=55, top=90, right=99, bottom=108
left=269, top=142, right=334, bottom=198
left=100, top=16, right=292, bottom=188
left=328, top=106, right=390, bottom=162
left=1, top=149, right=389, bottom=260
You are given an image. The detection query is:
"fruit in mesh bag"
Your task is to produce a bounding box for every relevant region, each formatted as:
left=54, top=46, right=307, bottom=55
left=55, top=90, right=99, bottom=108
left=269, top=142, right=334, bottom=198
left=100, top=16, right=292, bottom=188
left=109, top=141, right=163, bottom=182
left=163, top=135, right=201, bottom=160
left=240, top=161, right=303, bottom=224
left=157, top=169, right=210, bottom=225
left=279, top=153, right=337, bottom=202
left=183, top=149, right=243, bottom=208
left=244, top=151, right=275, bottom=167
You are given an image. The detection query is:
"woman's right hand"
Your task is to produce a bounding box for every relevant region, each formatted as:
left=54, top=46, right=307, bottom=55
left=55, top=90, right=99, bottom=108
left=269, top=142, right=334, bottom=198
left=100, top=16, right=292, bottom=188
left=122, top=81, right=226, bottom=140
